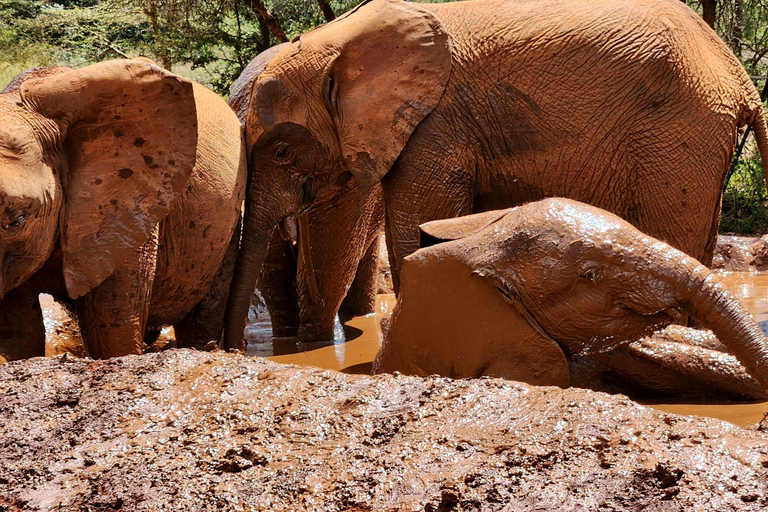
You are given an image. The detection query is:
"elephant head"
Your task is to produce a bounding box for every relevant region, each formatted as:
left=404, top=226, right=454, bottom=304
left=0, top=59, right=198, bottom=301
left=374, top=198, right=768, bottom=393
left=223, top=0, right=452, bottom=348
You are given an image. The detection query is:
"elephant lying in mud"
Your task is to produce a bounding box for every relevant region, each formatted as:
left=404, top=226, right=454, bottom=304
left=0, top=59, right=245, bottom=361
left=374, top=199, right=768, bottom=401
left=223, top=0, right=768, bottom=349
left=229, top=45, right=384, bottom=342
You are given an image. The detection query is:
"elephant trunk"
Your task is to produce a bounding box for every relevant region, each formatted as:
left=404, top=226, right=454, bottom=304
left=222, top=178, right=285, bottom=351
left=682, top=263, right=768, bottom=392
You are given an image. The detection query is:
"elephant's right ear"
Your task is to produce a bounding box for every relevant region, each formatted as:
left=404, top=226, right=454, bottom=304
left=326, top=0, right=451, bottom=184
left=419, top=209, right=512, bottom=248
left=20, top=59, right=198, bottom=298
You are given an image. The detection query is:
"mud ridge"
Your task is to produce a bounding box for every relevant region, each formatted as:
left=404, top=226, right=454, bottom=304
left=1, top=350, right=768, bottom=510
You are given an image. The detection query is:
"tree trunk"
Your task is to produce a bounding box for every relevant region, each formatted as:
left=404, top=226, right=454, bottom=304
left=245, top=0, right=288, bottom=42
left=257, top=15, right=271, bottom=53
left=316, top=0, right=335, bottom=22
left=731, top=0, right=743, bottom=58
left=702, top=0, right=716, bottom=29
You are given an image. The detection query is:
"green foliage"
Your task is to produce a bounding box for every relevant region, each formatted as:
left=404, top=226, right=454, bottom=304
left=721, top=145, right=768, bottom=234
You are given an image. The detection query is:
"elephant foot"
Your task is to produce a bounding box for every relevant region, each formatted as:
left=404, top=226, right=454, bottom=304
left=297, top=321, right=335, bottom=344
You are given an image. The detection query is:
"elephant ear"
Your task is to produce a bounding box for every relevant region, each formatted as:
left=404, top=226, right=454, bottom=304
left=328, top=0, right=451, bottom=184
left=20, top=59, right=198, bottom=298
left=419, top=209, right=512, bottom=248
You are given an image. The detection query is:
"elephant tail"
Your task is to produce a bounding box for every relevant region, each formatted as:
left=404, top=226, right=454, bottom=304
left=751, top=105, right=768, bottom=185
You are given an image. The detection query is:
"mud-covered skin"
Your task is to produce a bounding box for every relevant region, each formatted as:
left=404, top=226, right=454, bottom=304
left=376, top=199, right=768, bottom=399
left=0, top=350, right=767, bottom=510
left=572, top=325, right=768, bottom=400
left=229, top=48, right=384, bottom=342
left=0, top=60, right=246, bottom=360
left=224, top=0, right=768, bottom=349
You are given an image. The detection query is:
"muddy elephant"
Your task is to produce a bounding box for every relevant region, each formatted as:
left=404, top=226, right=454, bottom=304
left=373, top=198, right=768, bottom=400
left=222, top=0, right=768, bottom=349
left=229, top=45, right=384, bottom=342
left=0, top=59, right=246, bottom=361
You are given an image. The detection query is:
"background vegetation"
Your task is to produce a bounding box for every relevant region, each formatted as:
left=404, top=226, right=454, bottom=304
left=1, top=0, right=766, bottom=232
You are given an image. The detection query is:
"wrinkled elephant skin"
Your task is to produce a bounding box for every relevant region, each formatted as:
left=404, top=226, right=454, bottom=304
left=374, top=199, right=768, bottom=401
left=223, top=0, right=768, bottom=349
left=229, top=46, right=384, bottom=343
left=0, top=59, right=246, bottom=361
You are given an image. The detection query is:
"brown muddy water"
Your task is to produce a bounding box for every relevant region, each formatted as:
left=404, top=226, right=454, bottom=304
left=39, top=272, right=768, bottom=428
left=244, top=273, right=768, bottom=429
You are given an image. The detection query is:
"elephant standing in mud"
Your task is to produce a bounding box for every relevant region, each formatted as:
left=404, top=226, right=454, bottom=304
left=229, top=45, right=385, bottom=342
left=374, top=198, right=768, bottom=401
left=0, top=59, right=245, bottom=361
left=222, top=0, right=768, bottom=349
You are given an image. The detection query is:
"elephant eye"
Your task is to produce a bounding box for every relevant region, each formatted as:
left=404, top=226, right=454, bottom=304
left=3, top=209, right=27, bottom=231
left=273, top=142, right=293, bottom=164
left=583, top=268, right=601, bottom=284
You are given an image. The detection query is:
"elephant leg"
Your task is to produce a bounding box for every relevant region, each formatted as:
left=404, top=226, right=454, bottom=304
left=584, top=331, right=767, bottom=401
left=76, top=227, right=160, bottom=359
left=259, top=228, right=300, bottom=337
left=175, top=215, right=242, bottom=350
left=296, top=183, right=384, bottom=342
left=382, top=159, right=474, bottom=293
left=0, top=283, right=45, bottom=363
left=339, top=231, right=381, bottom=318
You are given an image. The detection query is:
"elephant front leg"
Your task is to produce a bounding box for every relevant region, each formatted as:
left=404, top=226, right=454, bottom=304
left=0, top=283, right=45, bottom=362
left=582, top=326, right=767, bottom=401
left=259, top=228, right=300, bottom=337
left=76, top=227, right=160, bottom=359
left=382, top=155, right=474, bottom=293
left=339, top=231, right=381, bottom=318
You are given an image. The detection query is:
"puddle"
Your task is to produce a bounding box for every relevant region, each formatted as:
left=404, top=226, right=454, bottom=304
left=247, top=295, right=395, bottom=374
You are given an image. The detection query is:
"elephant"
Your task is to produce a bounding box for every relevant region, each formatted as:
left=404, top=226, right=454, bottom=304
left=0, top=58, right=246, bottom=361
left=229, top=44, right=385, bottom=342
left=222, top=0, right=768, bottom=350
left=373, top=198, right=768, bottom=400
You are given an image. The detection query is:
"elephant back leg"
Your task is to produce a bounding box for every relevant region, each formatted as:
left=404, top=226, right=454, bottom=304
left=0, top=283, right=45, bottom=363
left=175, top=215, right=242, bottom=349
left=76, top=227, right=160, bottom=359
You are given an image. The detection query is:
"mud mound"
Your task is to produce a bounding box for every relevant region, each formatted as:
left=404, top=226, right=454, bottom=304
left=713, top=235, right=768, bottom=271
left=1, top=351, right=768, bottom=511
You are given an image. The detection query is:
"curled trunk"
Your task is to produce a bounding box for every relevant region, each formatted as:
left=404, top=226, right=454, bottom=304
left=684, top=264, right=768, bottom=392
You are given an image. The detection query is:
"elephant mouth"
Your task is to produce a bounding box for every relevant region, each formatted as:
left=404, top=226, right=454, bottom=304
left=278, top=215, right=298, bottom=246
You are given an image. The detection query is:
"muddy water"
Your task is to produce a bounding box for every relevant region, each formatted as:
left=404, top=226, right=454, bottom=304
left=245, top=273, right=768, bottom=428
left=246, top=294, right=395, bottom=374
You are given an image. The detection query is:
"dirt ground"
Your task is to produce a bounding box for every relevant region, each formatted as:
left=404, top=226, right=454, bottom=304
left=1, top=350, right=768, bottom=511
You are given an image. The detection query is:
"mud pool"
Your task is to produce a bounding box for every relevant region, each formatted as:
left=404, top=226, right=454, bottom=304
left=38, top=237, right=768, bottom=428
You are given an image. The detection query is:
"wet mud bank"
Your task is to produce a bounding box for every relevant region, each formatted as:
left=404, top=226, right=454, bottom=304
left=2, top=350, right=768, bottom=510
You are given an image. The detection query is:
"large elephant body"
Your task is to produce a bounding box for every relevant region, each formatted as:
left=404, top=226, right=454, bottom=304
left=0, top=59, right=245, bottom=361
left=223, top=0, right=768, bottom=349
left=229, top=46, right=384, bottom=342
left=374, top=198, right=768, bottom=400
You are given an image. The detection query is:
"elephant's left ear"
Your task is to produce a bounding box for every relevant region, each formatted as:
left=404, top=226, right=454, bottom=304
left=420, top=209, right=512, bottom=248
left=20, top=59, right=198, bottom=298
left=327, top=0, right=452, bottom=184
